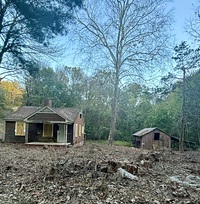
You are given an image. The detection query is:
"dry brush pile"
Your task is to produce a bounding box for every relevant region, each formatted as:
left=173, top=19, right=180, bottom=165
left=0, top=143, right=199, bottom=204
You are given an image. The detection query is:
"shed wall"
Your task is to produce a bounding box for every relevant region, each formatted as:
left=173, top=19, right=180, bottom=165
left=141, top=130, right=171, bottom=150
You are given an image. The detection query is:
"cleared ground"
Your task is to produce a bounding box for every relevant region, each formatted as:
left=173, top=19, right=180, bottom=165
left=0, top=142, right=199, bottom=204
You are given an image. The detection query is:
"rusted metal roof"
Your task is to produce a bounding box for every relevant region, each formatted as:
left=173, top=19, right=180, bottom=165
left=133, top=127, right=157, bottom=137
left=4, top=106, right=81, bottom=123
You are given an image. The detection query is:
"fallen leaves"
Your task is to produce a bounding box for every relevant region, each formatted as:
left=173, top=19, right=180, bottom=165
left=0, top=143, right=199, bottom=203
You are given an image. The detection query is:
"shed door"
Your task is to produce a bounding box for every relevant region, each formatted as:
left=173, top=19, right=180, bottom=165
left=57, top=124, right=66, bottom=143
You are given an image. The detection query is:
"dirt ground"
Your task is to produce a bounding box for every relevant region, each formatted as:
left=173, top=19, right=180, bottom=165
left=0, top=143, right=199, bottom=204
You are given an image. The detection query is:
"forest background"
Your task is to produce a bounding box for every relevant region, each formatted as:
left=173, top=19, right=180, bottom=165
left=1, top=0, right=200, bottom=147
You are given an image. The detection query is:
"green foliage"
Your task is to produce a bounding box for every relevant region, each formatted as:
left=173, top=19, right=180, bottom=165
left=25, top=67, right=62, bottom=106
left=85, top=140, right=108, bottom=145
left=82, top=70, right=114, bottom=140
left=0, top=86, right=7, bottom=118
left=116, top=83, right=153, bottom=141
left=24, top=66, right=87, bottom=107
left=184, top=70, right=200, bottom=145
left=146, top=91, right=181, bottom=136
left=114, top=140, right=133, bottom=147
left=22, top=63, right=200, bottom=146
left=0, top=84, right=14, bottom=119
left=0, top=0, right=83, bottom=77
left=85, top=140, right=132, bottom=147
left=56, top=66, right=88, bottom=107
left=173, top=42, right=200, bottom=148
left=12, top=0, right=82, bottom=43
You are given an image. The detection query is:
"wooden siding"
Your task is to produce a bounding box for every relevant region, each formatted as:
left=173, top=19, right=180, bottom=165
left=5, top=122, right=25, bottom=143
left=5, top=109, right=85, bottom=146
left=141, top=130, right=171, bottom=150
left=73, top=113, right=85, bottom=145
left=28, top=113, right=65, bottom=122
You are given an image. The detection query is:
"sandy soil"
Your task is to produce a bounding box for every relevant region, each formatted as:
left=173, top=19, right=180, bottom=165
left=0, top=143, right=199, bottom=204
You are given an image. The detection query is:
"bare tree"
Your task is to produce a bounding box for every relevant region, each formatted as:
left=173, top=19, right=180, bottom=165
left=73, top=0, right=173, bottom=145
left=185, top=1, right=200, bottom=43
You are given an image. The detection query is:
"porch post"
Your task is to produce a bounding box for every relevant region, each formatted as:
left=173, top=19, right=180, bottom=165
left=66, top=124, right=68, bottom=143
left=25, top=123, right=29, bottom=143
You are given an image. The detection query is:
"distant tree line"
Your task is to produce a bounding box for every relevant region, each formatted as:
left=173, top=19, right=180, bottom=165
left=1, top=0, right=200, bottom=151
left=1, top=64, right=200, bottom=146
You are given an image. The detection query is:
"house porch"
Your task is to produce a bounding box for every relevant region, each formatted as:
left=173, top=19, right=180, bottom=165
left=26, top=122, right=73, bottom=144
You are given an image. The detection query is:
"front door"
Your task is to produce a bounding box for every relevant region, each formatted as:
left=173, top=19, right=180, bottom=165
left=43, top=123, right=53, bottom=137
left=57, top=124, right=66, bottom=143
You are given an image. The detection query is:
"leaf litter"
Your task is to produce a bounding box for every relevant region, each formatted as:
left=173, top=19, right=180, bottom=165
left=0, top=143, right=199, bottom=204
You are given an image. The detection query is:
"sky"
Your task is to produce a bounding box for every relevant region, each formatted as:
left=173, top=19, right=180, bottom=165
left=50, top=0, right=199, bottom=69
left=171, top=0, right=198, bottom=43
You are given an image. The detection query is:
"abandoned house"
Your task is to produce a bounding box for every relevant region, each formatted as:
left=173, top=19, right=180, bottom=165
left=132, top=127, right=171, bottom=150
left=4, top=99, right=85, bottom=146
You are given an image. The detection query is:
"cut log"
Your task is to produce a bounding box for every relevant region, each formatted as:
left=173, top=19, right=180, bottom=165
left=117, top=167, right=138, bottom=181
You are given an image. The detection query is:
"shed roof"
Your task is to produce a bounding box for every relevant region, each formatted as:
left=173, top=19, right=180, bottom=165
left=133, top=127, right=158, bottom=137
left=4, top=106, right=80, bottom=123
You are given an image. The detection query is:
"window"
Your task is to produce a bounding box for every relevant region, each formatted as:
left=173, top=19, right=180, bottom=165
left=43, top=123, right=53, bottom=137
left=75, top=124, right=78, bottom=137
left=82, top=126, right=85, bottom=134
left=154, top=133, right=160, bottom=140
left=15, top=122, right=25, bottom=136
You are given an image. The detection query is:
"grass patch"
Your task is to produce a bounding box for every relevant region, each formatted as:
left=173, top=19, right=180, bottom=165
left=85, top=140, right=133, bottom=147
left=86, top=140, right=107, bottom=144
left=114, top=140, right=133, bottom=147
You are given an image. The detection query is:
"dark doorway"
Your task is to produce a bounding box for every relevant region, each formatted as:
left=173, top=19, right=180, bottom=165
left=53, top=124, right=59, bottom=142
left=154, top=133, right=160, bottom=140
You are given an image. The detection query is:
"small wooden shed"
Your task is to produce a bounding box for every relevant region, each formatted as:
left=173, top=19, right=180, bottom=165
left=132, top=127, right=171, bottom=150
left=4, top=100, right=85, bottom=146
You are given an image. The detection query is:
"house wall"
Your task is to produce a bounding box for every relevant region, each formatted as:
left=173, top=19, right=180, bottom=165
left=141, top=130, right=171, bottom=150
left=4, top=121, right=25, bottom=143
left=73, top=113, right=85, bottom=146
left=28, top=113, right=65, bottom=122
left=5, top=110, right=85, bottom=146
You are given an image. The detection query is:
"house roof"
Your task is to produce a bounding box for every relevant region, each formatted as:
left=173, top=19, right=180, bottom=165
left=52, top=107, right=80, bottom=122
left=4, top=106, right=81, bottom=123
left=132, top=127, right=158, bottom=137
left=5, top=106, right=40, bottom=121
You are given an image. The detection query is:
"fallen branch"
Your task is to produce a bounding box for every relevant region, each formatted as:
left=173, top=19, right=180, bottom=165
left=117, top=168, right=138, bottom=181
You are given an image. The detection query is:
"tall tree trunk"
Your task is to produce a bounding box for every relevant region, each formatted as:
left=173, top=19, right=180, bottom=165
left=74, top=0, right=173, bottom=146
left=198, top=133, right=200, bottom=145
left=108, top=70, right=119, bottom=146
left=179, top=68, right=186, bottom=153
